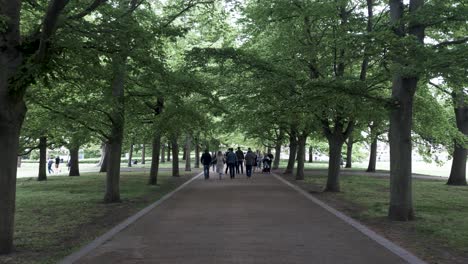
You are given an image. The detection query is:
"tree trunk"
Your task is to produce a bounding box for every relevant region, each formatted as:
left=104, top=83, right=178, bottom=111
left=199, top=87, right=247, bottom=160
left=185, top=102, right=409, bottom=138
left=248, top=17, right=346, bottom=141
left=38, top=136, right=47, bottom=181
left=149, top=131, right=161, bottom=185
left=182, top=144, right=187, bottom=160
left=295, top=134, right=307, bottom=180
left=308, top=146, right=313, bottom=163
left=284, top=130, right=297, bottom=174
left=447, top=101, right=468, bottom=185
left=0, top=100, right=26, bottom=254
left=366, top=137, right=377, bottom=172
left=185, top=135, right=191, bottom=172
left=325, top=136, right=344, bottom=192
left=104, top=57, right=126, bottom=203
left=167, top=143, right=171, bottom=161
left=69, top=146, right=80, bottom=176
left=194, top=136, right=200, bottom=169
left=388, top=76, right=416, bottom=221
left=345, top=134, right=353, bottom=168
left=141, top=143, right=146, bottom=165
left=161, top=143, right=166, bottom=163
left=273, top=141, right=282, bottom=170
left=17, top=156, right=22, bottom=168
left=127, top=142, right=133, bottom=167
left=99, top=143, right=110, bottom=173
left=171, top=138, right=179, bottom=177
left=387, top=0, right=424, bottom=221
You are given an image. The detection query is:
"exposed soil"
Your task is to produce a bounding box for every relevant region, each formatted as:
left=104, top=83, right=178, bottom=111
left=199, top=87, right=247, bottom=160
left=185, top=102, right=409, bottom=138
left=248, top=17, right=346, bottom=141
left=277, top=170, right=468, bottom=264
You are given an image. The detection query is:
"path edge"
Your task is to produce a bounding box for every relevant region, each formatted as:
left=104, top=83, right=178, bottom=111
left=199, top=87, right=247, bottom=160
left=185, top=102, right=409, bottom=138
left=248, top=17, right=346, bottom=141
left=272, top=173, right=427, bottom=264
left=59, top=172, right=203, bottom=264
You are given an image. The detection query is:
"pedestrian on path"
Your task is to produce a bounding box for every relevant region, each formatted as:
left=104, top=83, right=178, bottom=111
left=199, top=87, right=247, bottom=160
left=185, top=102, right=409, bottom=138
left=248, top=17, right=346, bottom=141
left=200, top=149, right=212, bottom=180
left=244, top=148, right=256, bottom=178
left=226, top=148, right=237, bottom=179
left=235, top=147, right=245, bottom=174
left=215, top=151, right=225, bottom=179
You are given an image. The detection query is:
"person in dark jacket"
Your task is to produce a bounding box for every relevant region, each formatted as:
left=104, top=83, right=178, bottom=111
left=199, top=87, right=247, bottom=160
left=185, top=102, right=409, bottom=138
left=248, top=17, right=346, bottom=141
left=200, top=149, right=212, bottom=180
left=226, top=148, right=238, bottom=179
left=235, top=147, right=245, bottom=174
left=244, top=148, right=256, bottom=178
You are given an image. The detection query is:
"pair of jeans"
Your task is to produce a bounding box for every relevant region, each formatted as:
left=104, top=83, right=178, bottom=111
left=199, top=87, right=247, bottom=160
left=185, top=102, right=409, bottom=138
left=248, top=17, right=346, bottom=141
left=203, top=164, right=210, bottom=179
left=246, top=165, right=252, bottom=177
left=228, top=163, right=236, bottom=178
left=236, top=160, right=244, bottom=174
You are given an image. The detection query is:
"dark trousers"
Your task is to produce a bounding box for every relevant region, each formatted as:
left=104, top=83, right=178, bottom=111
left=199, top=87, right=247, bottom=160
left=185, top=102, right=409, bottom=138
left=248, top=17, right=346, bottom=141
left=236, top=160, right=244, bottom=174
left=228, top=163, right=236, bottom=178
left=203, top=165, right=210, bottom=179
left=246, top=165, right=253, bottom=177
left=48, top=165, right=53, bottom=174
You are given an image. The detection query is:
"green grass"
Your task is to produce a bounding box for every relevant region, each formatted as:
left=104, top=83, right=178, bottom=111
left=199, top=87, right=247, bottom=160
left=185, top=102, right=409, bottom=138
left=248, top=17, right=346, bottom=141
left=304, top=173, right=468, bottom=254
left=1, top=171, right=196, bottom=264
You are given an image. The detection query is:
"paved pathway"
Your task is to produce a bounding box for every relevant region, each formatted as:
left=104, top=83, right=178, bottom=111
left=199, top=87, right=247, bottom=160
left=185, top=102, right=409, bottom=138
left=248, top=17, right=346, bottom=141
left=71, top=172, right=417, bottom=264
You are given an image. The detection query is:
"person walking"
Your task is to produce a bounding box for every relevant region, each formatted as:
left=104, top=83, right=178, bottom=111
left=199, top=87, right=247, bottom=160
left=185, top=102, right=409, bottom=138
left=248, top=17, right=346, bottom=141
left=55, top=156, right=61, bottom=174
left=244, top=148, right=256, bottom=178
left=235, top=147, right=245, bottom=174
left=47, top=157, right=54, bottom=174
left=226, top=148, right=237, bottom=179
left=215, top=151, right=225, bottom=179
left=200, top=149, right=212, bottom=180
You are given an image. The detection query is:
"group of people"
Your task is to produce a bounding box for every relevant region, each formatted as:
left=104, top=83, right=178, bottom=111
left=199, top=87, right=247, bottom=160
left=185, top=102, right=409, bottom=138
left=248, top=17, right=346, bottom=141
left=47, top=156, right=62, bottom=174
left=200, top=147, right=275, bottom=180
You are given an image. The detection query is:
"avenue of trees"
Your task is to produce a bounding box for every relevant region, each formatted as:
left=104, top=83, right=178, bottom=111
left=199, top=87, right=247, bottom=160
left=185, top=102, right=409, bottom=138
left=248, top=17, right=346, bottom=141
left=0, top=0, right=466, bottom=254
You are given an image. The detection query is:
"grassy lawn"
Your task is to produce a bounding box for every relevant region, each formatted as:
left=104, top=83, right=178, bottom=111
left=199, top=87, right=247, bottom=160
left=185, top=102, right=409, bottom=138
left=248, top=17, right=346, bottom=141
left=0, top=170, right=198, bottom=264
left=301, top=172, right=468, bottom=263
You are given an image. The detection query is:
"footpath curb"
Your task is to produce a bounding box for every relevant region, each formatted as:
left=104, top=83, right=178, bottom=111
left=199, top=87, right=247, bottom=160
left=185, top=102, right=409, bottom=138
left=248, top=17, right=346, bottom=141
left=60, top=172, right=203, bottom=264
left=272, top=173, right=427, bottom=264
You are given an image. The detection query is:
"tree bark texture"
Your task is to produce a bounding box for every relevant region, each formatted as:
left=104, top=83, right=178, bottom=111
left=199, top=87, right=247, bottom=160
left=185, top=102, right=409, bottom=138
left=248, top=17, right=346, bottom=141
left=161, top=143, right=166, bottom=163
left=167, top=143, right=171, bottom=161
left=308, top=146, right=313, bottom=163
left=38, top=136, right=47, bottom=181
left=345, top=134, right=353, bottom=168
left=194, top=136, right=200, bottom=169
left=295, top=133, right=307, bottom=180
left=185, top=135, right=191, bottom=172
left=69, top=146, right=80, bottom=176
left=141, top=143, right=146, bottom=165
left=366, top=137, right=378, bottom=172
left=284, top=129, right=298, bottom=174
left=0, top=0, right=25, bottom=253
left=447, top=95, right=468, bottom=185
left=99, top=143, right=109, bottom=173
left=104, top=57, right=126, bottom=203
left=149, top=131, right=161, bottom=185
left=325, top=136, right=345, bottom=192
left=388, top=0, right=424, bottom=221
left=273, top=141, right=282, bottom=170
left=171, top=138, right=179, bottom=177
left=127, top=142, right=133, bottom=167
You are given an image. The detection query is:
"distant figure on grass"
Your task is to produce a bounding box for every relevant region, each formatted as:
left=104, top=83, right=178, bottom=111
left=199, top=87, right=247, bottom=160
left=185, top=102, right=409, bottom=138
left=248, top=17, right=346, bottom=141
left=55, top=156, right=61, bottom=174
left=235, top=147, right=245, bottom=174
left=244, top=148, right=256, bottom=178
left=47, top=157, right=54, bottom=174
left=215, top=151, right=225, bottom=180
left=226, top=148, right=238, bottom=179
left=201, top=149, right=212, bottom=180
